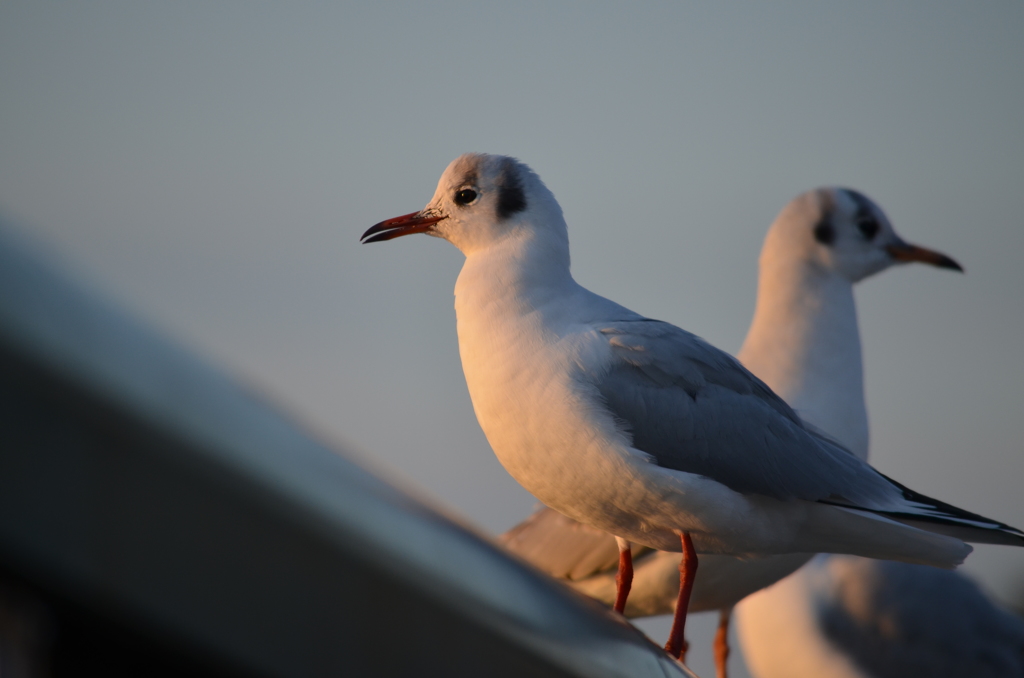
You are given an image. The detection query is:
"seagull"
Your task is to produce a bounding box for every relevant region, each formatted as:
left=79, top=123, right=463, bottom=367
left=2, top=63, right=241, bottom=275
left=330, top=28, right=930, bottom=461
left=498, top=186, right=972, bottom=675
left=730, top=192, right=1024, bottom=677
left=361, top=154, right=1024, bottom=660
left=737, top=554, right=1024, bottom=678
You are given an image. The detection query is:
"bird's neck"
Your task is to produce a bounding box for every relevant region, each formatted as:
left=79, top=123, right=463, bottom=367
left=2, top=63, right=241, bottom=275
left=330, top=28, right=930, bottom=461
left=454, top=229, right=576, bottom=322
left=452, top=229, right=584, bottom=474
left=738, top=259, right=869, bottom=460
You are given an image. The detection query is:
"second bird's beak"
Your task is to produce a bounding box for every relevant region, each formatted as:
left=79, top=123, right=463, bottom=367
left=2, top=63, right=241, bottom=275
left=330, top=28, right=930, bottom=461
left=361, top=211, right=447, bottom=244
left=886, top=241, right=963, bottom=272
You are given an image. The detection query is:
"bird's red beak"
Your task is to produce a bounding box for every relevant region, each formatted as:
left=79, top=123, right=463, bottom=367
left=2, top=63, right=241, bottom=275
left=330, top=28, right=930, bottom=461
left=886, top=241, right=963, bottom=272
left=361, top=211, right=448, bottom=244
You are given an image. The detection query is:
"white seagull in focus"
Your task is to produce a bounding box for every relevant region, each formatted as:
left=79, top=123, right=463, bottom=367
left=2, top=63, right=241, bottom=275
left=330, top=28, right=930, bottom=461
left=361, top=154, right=1024, bottom=660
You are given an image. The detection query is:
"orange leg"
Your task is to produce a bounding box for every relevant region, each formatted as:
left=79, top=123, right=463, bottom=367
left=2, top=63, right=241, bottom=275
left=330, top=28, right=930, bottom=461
left=613, top=537, right=633, bottom=614
left=664, top=532, right=698, bottom=660
left=714, top=607, right=731, bottom=678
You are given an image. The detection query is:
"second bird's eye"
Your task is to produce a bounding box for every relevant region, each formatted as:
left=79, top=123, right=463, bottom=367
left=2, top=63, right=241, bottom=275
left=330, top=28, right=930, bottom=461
left=857, top=218, right=880, bottom=240
left=454, top=188, right=478, bottom=205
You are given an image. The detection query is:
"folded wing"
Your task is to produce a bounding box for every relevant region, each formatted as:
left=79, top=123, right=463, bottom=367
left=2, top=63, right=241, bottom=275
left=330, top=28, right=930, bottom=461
left=593, top=320, right=1024, bottom=546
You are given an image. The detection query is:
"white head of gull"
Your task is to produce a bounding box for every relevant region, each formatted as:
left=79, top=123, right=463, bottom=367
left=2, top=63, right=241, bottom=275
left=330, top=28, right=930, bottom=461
left=362, top=155, right=1023, bottom=660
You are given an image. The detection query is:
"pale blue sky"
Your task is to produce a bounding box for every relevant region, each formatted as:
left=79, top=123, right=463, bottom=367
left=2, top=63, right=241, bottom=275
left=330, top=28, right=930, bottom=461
left=2, top=3, right=1022, bottom=674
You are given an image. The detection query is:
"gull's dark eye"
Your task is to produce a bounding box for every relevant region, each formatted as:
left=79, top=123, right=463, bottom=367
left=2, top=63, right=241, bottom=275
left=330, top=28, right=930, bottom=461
left=454, top=188, right=478, bottom=206
left=857, top=218, right=880, bottom=240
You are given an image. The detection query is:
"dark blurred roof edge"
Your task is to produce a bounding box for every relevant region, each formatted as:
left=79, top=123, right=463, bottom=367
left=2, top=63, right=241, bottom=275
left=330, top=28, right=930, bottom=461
left=0, top=218, right=695, bottom=678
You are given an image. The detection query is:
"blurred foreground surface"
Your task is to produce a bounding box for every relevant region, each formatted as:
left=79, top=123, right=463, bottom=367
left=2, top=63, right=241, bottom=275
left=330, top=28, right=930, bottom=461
left=0, top=223, right=697, bottom=677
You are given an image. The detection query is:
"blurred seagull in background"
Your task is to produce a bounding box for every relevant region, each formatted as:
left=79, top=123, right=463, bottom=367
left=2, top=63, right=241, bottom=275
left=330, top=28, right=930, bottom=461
left=361, top=155, right=1024, bottom=662
left=738, top=554, right=1024, bottom=678
left=499, top=187, right=988, bottom=676
left=731, top=192, right=1024, bottom=677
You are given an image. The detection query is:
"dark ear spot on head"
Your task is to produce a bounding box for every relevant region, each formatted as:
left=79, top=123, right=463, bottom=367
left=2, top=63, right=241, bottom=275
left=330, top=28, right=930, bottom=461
left=496, top=159, right=527, bottom=220
left=843, top=189, right=880, bottom=240
left=814, top=219, right=835, bottom=245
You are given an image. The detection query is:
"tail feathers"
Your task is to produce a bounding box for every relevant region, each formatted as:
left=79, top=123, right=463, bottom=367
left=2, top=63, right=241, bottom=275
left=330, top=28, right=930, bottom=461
left=807, top=505, right=971, bottom=569
left=884, top=517, right=1024, bottom=547
left=499, top=506, right=636, bottom=580
left=823, top=473, right=1024, bottom=548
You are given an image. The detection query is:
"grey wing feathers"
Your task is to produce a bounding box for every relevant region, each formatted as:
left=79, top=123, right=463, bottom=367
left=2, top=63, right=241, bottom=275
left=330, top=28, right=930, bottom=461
left=499, top=506, right=653, bottom=580
left=596, top=320, right=900, bottom=506
left=595, top=320, right=1024, bottom=546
